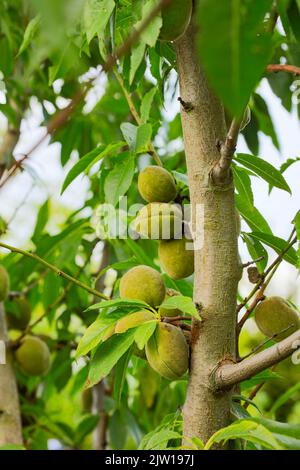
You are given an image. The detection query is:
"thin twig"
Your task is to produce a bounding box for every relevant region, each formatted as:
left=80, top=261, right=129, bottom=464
left=242, top=256, right=265, bottom=269
left=237, top=229, right=297, bottom=315
left=0, top=241, right=108, bottom=300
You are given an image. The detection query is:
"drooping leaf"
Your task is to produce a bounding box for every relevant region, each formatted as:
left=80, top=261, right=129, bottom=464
left=242, top=232, right=268, bottom=272
left=76, top=312, right=125, bottom=358
left=120, top=122, right=152, bottom=153
left=134, top=320, right=157, bottom=350
left=140, top=87, right=157, bottom=123
left=249, top=232, right=298, bottom=266
left=18, top=15, right=41, bottom=55
left=235, top=154, right=291, bottom=193
left=205, top=419, right=282, bottom=450
left=235, top=194, right=272, bottom=234
left=61, top=142, right=125, bottom=194
left=270, top=381, right=300, bottom=414
left=136, top=0, right=162, bottom=47
left=104, top=152, right=135, bottom=206
left=233, top=165, right=254, bottom=205
left=86, top=298, right=152, bottom=312
left=113, top=346, right=133, bottom=405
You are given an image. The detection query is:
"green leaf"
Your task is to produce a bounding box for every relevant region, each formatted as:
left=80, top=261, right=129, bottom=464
left=236, top=195, right=272, bottom=234
left=273, top=433, right=300, bottom=450
left=74, top=415, right=99, bottom=446
left=231, top=402, right=252, bottom=420
left=87, top=330, right=136, bottom=387
left=61, top=145, right=105, bottom=194
left=251, top=417, right=300, bottom=440
left=124, top=239, right=156, bottom=268
left=277, top=0, right=293, bottom=38
left=96, top=257, right=139, bottom=280
left=32, top=199, right=49, bottom=242
left=134, top=321, right=157, bottom=350
left=18, top=15, right=41, bottom=55
left=130, top=42, right=146, bottom=85
left=241, top=369, right=282, bottom=391
left=61, top=142, right=124, bottom=194
left=196, top=0, right=274, bottom=117
left=0, top=444, right=25, bottom=450
left=205, top=419, right=282, bottom=450
left=242, top=233, right=268, bottom=272
left=85, top=142, right=125, bottom=173
left=141, top=430, right=182, bottom=450
left=232, top=394, right=261, bottom=413
left=159, top=296, right=199, bottom=319
left=104, top=153, right=135, bottom=206
left=287, top=0, right=300, bottom=43
left=86, top=298, right=152, bottom=312
left=293, top=211, right=300, bottom=267
left=136, top=0, right=162, bottom=47
left=270, top=381, right=300, bottom=414
left=172, top=171, right=189, bottom=187
left=76, top=313, right=123, bottom=358
left=113, top=346, right=133, bottom=405
left=84, top=0, right=115, bottom=44
left=120, top=122, right=152, bottom=153
left=280, top=157, right=300, bottom=174
left=0, top=37, right=13, bottom=76
left=252, top=93, right=280, bottom=150
left=235, top=154, right=291, bottom=193
left=249, top=232, right=298, bottom=266
left=233, top=165, right=254, bottom=205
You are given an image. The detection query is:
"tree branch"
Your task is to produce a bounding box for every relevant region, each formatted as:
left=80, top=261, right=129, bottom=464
left=0, top=242, right=108, bottom=300
left=0, top=0, right=171, bottom=189
left=267, top=64, right=300, bottom=76
left=213, top=329, right=300, bottom=390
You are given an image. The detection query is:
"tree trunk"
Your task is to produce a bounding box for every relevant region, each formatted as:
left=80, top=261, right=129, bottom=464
left=175, top=24, right=242, bottom=443
left=0, top=304, right=23, bottom=446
